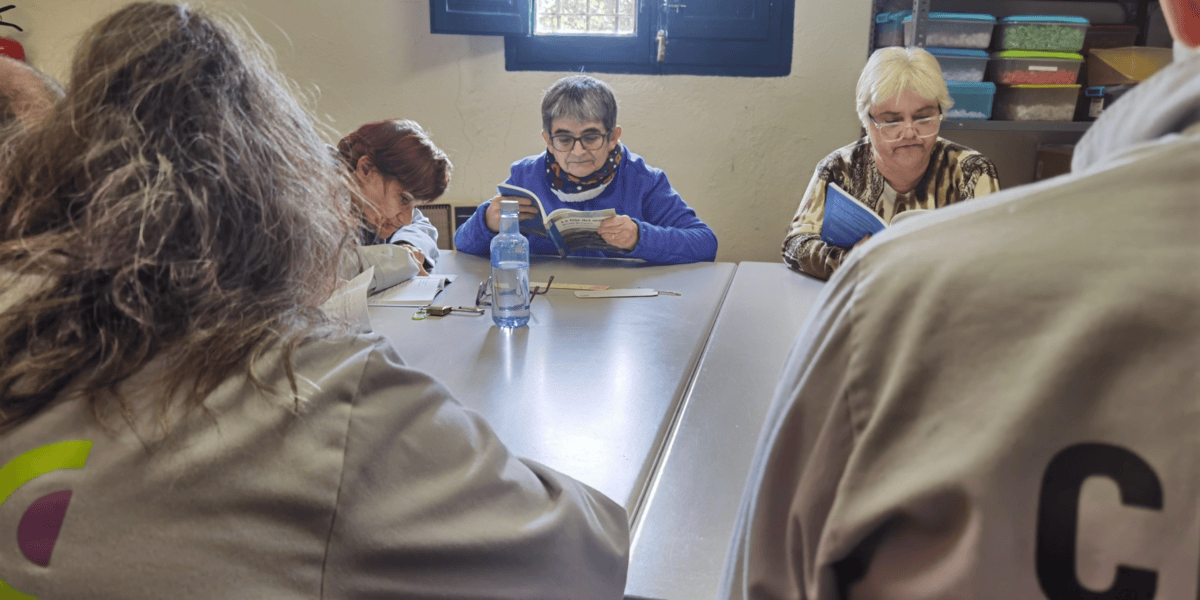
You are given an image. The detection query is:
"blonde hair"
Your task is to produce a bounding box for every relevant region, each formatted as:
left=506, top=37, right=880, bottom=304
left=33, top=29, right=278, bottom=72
left=855, top=47, right=953, bottom=128
left=0, top=2, right=355, bottom=433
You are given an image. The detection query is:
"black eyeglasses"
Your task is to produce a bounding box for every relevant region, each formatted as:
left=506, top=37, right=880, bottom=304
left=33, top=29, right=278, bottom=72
left=549, top=132, right=609, bottom=153
left=476, top=275, right=555, bottom=308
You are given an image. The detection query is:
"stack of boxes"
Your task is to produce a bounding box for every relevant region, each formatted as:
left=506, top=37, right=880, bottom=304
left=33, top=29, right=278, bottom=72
left=882, top=9, right=1169, bottom=123
left=990, top=16, right=1090, bottom=121
left=889, top=12, right=1090, bottom=122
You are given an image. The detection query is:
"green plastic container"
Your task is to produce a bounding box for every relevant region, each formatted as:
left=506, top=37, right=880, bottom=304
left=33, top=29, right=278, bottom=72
left=995, top=16, right=1090, bottom=52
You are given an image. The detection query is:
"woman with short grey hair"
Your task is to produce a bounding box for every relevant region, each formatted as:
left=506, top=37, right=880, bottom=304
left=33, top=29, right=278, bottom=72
left=455, top=74, right=718, bottom=264
left=783, top=46, right=1000, bottom=280
left=540, top=75, right=619, bottom=134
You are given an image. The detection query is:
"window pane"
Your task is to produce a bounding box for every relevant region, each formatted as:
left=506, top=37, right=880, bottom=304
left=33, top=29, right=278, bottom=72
left=562, top=14, right=588, bottom=32
left=536, top=14, right=559, bottom=33
left=590, top=0, right=615, bottom=14
left=537, top=0, right=635, bottom=35
left=590, top=15, right=616, bottom=31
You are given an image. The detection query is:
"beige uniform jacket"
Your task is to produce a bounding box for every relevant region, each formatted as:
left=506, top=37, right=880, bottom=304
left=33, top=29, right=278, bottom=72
left=342, top=238, right=422, bottom=293
left=0, top=277, right=629, bottom=599
left=725, top=51, right=1200, bottom=600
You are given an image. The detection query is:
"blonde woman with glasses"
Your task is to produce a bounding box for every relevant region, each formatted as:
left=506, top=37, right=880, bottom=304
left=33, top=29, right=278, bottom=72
left=783, top=46, right=1000, bottom=280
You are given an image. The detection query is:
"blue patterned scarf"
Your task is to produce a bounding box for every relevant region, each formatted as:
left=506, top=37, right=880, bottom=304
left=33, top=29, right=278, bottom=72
left=544, top=145, right=623, bottom=202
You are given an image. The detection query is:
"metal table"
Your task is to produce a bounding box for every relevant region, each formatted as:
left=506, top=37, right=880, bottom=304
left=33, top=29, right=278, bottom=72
left=368, top=251, right=736, bottom=521
left=624, top=262, right=827, bottom=600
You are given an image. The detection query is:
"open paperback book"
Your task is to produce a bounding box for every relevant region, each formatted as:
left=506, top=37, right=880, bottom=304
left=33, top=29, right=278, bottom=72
left=820, top=181, right=928, bottom=248
left=497, top=183, right=628, bottom=258
left=368, top=274, right=456, bottom=307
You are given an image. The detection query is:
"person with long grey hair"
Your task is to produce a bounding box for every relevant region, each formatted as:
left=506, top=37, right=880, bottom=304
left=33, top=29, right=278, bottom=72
left=0, top=3, right=628, bottom=599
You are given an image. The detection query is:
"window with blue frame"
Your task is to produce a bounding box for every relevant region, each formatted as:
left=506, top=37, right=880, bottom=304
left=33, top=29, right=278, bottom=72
left=430, top=0, right=794, bottom=76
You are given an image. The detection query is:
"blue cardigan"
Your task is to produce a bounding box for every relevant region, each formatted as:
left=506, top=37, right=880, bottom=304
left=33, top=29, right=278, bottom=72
left=454, top=146, right=717, bottom=264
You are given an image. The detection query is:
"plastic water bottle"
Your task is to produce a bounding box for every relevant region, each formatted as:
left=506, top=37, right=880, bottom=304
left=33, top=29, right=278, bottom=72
left=490, top=199, right=530, bottom=328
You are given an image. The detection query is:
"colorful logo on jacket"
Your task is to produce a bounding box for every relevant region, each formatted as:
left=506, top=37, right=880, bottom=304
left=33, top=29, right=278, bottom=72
left=0, top=440, right=93, bottom=600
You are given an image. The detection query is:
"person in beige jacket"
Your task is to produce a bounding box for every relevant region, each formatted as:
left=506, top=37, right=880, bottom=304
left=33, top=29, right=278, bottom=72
left=724, top=1, right=1200, bottom=598
left=0, top=3, right=628, bottom=599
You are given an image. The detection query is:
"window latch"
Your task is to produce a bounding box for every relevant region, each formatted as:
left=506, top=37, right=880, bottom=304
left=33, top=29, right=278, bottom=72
left=656, top=29, right=667, bottom=62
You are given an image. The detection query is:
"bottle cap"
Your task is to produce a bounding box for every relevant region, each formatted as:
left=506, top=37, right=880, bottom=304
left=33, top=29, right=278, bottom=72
left=499, top=199, right=520, bottom=214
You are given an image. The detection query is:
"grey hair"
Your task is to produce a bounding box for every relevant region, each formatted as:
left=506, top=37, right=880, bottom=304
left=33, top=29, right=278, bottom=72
left=0, top=2, right=354, bottom=434
left=855, top=47, right=953, bottom=129
left=541, top=75, right=618, bottom=134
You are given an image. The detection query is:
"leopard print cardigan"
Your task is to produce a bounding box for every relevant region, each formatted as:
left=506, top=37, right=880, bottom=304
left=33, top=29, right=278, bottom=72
left=783, top=137, right=1000, bottom=281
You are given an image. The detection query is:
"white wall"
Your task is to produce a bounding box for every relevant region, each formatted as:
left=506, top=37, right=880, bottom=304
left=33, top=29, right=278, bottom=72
left=17, top=0, right=872, bottom=263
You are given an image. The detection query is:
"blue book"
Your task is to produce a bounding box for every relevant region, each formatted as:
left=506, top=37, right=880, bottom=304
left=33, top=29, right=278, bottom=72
left=820, top=181, right=887, bottom=248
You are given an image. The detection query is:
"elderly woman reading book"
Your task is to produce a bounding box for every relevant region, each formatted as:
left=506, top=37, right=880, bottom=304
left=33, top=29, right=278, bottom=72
left=454, top=75, right=717, bottom=264
left=784, top=47, right=1001, bottom=280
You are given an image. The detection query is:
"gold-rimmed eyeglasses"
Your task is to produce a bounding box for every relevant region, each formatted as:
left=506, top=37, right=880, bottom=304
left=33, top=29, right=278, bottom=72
left=475, top=275, right=555, bottom=308
left=868, top=112, right=943, bottom=142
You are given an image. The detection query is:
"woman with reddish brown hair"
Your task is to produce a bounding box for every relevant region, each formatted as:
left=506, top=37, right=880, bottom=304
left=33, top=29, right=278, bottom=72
left=337, top=119, right=452, bottom=291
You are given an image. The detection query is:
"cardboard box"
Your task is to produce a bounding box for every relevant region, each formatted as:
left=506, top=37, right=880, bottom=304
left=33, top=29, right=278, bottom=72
left=1087, top=47, right=1173, bottom=85
left=1035, top=144, right=1075, bottom=181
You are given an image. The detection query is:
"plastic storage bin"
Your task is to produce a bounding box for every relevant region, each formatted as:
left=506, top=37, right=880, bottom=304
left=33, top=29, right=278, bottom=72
left=993, top=84, right=1081, bottom=121
left=989, top=50, right=1083, bottom=85
left=875, top=12, right=907, bottom=47
left=945, top=81, right=996, bottom=120
left=928, top=48, right=989, bottom=82
left=995, top=16, right=1090, bottom=52
left=903, top=12, right=996, bottom=49
left=1081, top=24, right=1139, bottom=53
